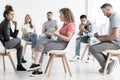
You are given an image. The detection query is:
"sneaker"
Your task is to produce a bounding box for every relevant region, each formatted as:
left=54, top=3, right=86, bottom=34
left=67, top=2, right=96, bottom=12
left=27, top=63, right=40, bottom=71
left=99, top=68, right=107, bottom=73
left=86, top=57, right=92, bottom=63
left=99, top=67, right=109, bottom=73
left=98, top=60, right=117, bottom=74
left=22, top=58, right=27, bottom=63
left=30, top=70, right=43, bottom=77
left=107, top=60, right=117, bottom=74
left=69, top=55, right=80, bottom=62
left=99, top=68, right=104, bottom=73
left=17, top=65, right=26, bottom=71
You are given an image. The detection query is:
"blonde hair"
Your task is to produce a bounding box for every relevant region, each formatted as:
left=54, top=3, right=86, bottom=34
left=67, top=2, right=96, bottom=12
left=24, top=14, right=34, bottom=28
left=59, top=8, right=74, bottom=23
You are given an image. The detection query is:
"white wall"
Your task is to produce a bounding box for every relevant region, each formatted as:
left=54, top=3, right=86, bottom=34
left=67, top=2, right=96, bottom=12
left=0, top=0, right=87, bottom=35
left=1, top=0, right=120, bottom=36
left=87, top=0, right=120, bottom=35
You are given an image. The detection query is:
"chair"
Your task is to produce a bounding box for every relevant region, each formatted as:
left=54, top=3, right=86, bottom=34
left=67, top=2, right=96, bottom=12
left=103, top=49, right=120, bottom=75
left=44, top=33, right=77, bottom=77
left=81, top=44, right=89, bottom=60
left=0, top=41, right=17, bottom=72
left=22, top=40, right=31, bottom=57
left=21, top=28, right=32, bottom=57
left=81, top=37, right=98, bottom=61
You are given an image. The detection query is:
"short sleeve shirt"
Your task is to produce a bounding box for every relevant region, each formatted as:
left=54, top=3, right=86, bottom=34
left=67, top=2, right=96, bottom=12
left=43, top=20, right=58, bottom=32
left=109, top=12, right=120, bottom=46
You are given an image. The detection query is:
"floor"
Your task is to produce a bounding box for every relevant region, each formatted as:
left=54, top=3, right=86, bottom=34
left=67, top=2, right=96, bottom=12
left=0, top=44, right=120, bottom=80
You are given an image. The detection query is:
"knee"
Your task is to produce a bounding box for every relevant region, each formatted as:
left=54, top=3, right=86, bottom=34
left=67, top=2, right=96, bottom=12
left=33, top=34, right=37, bottom=37
left=89, top=45, right=96, bottom=54
left=17, top=38, right=21, bottom=44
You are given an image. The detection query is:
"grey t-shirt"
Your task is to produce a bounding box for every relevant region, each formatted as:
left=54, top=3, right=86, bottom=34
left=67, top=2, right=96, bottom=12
left=43, top=20, right=58, bottom=32
left=109, top=12, right=120, bottom=46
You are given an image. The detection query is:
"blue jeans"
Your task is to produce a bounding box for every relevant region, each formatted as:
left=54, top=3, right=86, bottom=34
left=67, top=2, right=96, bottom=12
left=22, top=33, right=37, bottom=49
left=39, top=34, right=57, bottom=40
left=76, top=36, right=91, bottom=56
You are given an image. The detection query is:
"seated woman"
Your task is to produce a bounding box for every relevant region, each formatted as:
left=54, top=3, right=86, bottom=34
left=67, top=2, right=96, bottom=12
left=0, top=5, right=26, bottom=71
left=28, top=8, right=75, bottom=76
left=22, top=14, right=37, bottom=61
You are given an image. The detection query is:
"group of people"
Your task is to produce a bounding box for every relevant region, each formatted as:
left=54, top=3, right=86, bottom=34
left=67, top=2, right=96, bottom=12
left=0, top=3, right=120, bottom=76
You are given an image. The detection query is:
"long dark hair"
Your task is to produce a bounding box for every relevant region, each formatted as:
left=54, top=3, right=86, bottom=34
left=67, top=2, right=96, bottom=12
left=3, top=5, right=14, bottom=18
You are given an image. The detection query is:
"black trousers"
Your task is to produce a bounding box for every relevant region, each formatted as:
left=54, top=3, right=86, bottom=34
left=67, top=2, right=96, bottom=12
left=5, top=38, right=22, bottom=65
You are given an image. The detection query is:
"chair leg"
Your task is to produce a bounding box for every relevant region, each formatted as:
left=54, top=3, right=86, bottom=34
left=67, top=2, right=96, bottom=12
left=62, top=55, right=67, bottom=73
left=0, top=55, right=1, bottom=62
left=23, top=43, right=28, bottom=57
left=2, top=55, right=5, bottom=71
left=118, top=55, right=120, bottom=64
left=103, top=53, right=111, bottom=75
left=48, top=54, right=55, bottom=77
left=44, top=54, right=53, bottom=74
left=81, top=45, right=88, bottom=60
left=7, top=53, right=17, bottom=73
left=63, top=54, right=72, bottom=76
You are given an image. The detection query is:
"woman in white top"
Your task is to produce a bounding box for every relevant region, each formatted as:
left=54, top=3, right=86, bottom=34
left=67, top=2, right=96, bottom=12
left=22, top=14, right=37, bottom=61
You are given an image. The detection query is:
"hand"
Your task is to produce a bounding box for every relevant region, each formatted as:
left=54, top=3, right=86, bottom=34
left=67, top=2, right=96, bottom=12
left=94, top=32, right=100, bottom=38
left=98, top=37, right=104, bottom=42
left=12, top=20, right=18, bottom=30
left=80, top=24, right=86, bottom=31
left=53, top=31, right=59, bottom=36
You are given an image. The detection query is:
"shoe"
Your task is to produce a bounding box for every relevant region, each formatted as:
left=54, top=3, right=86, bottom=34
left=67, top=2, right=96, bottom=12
left=22, top=58, right=27, bottom=63
left=86, top=57, right=92, bottom=63
left=17, top=65, right=26, bottom=71
left=27, top=63, right=40, bottom=71
left=98, top=60, right=117, bottom=74
left=30, top=70, right=43, bottom=77
left=99, top=68, right=109, bottom=73
left=99, top=68, right=104, bottom=73
left=107, top=60, right=117, bottom=74
left=69, top=55, right=80, bottom=62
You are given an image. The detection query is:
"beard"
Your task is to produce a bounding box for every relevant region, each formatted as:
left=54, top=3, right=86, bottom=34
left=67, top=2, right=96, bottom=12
left=106, top=14, right=111, bottom=17
left=48, top=18, right=52, bottom=20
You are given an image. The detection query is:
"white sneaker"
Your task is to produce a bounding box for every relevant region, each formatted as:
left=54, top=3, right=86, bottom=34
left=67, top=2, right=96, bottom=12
left=69, top=55, right=80, bottom=62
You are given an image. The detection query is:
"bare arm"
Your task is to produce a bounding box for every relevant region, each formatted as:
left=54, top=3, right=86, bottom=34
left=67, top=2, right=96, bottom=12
left=94, top=32, right=108, bottom=38
left=80, top=24, right=88, bottom=32
left=54, top=31, right=74, bottom=42
left=98, top=28, right=119, bottom=42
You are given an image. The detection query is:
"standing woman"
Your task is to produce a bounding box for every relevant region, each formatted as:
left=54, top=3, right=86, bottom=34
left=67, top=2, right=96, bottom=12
left=0, top=5, right=26, bottom=71
left=28, top=8, right=75, bottom=76
left=22, top=14, right=37, bottom=61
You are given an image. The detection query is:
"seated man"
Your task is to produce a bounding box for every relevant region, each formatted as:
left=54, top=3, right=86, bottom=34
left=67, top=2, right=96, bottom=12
left=70, top=15, right=93, bottom=62
left=90, top=3, right=120, bottom=74
left=39, top=12, right=58, bottom=40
